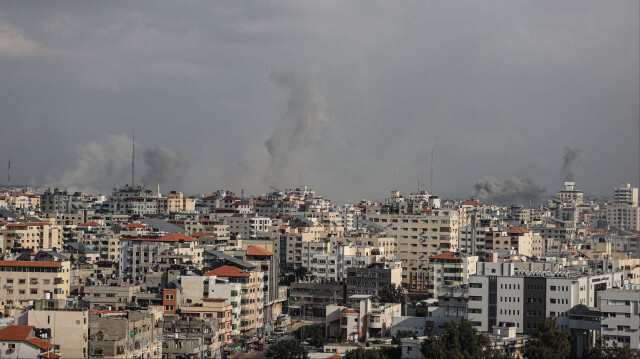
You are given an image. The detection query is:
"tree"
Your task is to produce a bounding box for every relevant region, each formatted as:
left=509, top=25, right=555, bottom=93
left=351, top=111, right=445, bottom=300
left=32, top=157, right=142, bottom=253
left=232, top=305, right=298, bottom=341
left=344, top=346, right=402, bottom=359
left=421, top=320, right=501, bottom=359
left=522, top=316, right=571, bottom=359
left=265, top=340, right=309, bottom=359
left=294, top=325, right=325, bottom=349
left=587, top=342, right=639, bottom=359
left=391, top=330, right=416, bottom=345
left=415, top=306, right=428, bottom=317
left=378, top=284, right=406, bottom=305
left=294, top=266, right=308, bottom=281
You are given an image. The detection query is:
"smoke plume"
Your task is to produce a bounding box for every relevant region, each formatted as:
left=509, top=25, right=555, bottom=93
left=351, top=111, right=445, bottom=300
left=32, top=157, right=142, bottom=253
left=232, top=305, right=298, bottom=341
left=47, top=134, right=134, bottom=193
left=473, top=176, right=546, bottom=204
left=264, top=72, right=328, bottom=182
left=142, top=145, right=192, bottom=187
left=225, top=72, right=328, bottom=191
left=561, top=146, right=581, bottom=182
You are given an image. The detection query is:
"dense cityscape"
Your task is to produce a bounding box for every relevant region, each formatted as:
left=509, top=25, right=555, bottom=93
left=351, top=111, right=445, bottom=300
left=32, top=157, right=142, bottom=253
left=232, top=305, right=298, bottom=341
left=0, top=177, right=638, bottom=358
left=1, top=2, right=638, bottom=358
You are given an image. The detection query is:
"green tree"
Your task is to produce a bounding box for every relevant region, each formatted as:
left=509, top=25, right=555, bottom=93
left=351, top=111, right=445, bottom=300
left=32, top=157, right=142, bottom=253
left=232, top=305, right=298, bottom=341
left=421, top=320, right=500, bottom=359
left=522, top=316, right=570, bottom=359
left=294, top=325, right=325, bottom=348
left=294, top=266, right=308, bottom=281
left=344, top=346, right=401, bottom=359
left=378, top=284, right=406, bottom=305
left=587, top=342, right=639, bottom=359
left=391, top=330, right=416, bottom=345
left=415, top=306, right=428, bottom=317
left=265, top=340, right=309, bottom=359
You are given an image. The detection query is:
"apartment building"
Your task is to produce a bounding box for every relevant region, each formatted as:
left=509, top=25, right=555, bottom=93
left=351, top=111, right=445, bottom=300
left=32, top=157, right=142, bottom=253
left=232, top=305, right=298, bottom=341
left=365, top=204, right=460, bottom=294
left=225, top=214, right=271, bottom=239
left=312, top=245, right=385, bottom=283
left=178, top=275, right=241, bottom=335
left=606, top=204, right=640, bottom=231
left=1, top=222, right=62, bottom=251
left=600, top=288, right=640, bottom=349
left=345, top=260, right=402, bottom=297
left=88, top=309, right=163, bottom=359
left=484, top=227, right=538, bottom=257
left=427, top=252, right=477, bottom=298
left=119, top=233, right=199, bottom=279
left=614, top=183, right=638, bottom=206
left=204, top=266, right=264, bottom=334
left=468, top=264, right=624, bottom=334
left=0, top=260, right=71, bottom=308
left=17, top=303, right=89, bottom=359
left=179, top=299, right=234, bottom=347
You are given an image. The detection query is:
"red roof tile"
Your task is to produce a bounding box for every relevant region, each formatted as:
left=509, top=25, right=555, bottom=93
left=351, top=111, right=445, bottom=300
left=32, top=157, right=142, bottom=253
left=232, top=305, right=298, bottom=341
left=247, top=245, right=273, bottom=257
left=0, top=325, right=33, bottom=341
left=507, top=227, right=529, bottom=235
left=79, top=222, right=101, bottom=227
left=204, top=266, right=250, bottom=277
left=26, top=337, right=55, bottom=350
left=0, top=261, right=62, bottom=268
left=429, top=252, right=461, bottom=260
left=192, top=232, right=216, bottom=237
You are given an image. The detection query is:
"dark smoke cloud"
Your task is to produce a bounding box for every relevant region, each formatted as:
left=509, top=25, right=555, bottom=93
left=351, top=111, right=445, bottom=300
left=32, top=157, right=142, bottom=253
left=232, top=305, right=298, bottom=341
left=142, top=145, right=191, bottom=187
left=473, top=176, right=546, bottom=204
left=561, top=146, right=581, bottom=182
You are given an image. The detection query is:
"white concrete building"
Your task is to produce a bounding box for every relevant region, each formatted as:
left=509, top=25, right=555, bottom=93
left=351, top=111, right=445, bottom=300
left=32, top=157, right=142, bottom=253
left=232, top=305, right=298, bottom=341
left=600, top=288, right=640, bottom=349
left=468, top=268, right=624, bottom=334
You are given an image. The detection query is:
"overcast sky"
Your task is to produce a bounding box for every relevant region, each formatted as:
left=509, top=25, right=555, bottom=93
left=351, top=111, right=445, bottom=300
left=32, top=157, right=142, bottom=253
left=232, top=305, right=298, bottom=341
left=1, top=1, right=638, bottom=203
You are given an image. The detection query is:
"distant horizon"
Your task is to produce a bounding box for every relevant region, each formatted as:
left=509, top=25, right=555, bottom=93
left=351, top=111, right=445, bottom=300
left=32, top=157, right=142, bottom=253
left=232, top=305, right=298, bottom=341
left=0, top=181, right=621, bottom=206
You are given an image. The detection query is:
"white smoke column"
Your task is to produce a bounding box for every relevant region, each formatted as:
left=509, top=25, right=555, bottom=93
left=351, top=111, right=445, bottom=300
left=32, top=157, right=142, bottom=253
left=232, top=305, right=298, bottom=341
left=561, top=146, right=581, bottom=182
left=142, top=145, right=192, bottom=188
left=263, top=72, right=328, bottom=185
left=473, top=175, right=545, bottom=204
left=49, top=134, right=134, bottom=193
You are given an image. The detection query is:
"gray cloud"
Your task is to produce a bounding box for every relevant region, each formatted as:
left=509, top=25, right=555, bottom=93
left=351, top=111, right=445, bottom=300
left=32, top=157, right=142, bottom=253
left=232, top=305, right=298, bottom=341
left=473, top=176, right=546, bottom=204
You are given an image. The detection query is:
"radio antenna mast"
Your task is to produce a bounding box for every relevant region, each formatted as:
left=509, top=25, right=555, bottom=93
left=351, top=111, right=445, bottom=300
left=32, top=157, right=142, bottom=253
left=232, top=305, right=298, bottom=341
left=131, top=129, right=135, bottom=186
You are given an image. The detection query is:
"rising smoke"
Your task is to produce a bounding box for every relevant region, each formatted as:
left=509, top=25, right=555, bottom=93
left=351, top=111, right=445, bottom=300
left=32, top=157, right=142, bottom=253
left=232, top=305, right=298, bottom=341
left=264, top=72, right=328, bottom=182
left=473, top=176, right=546, bottom=204
left=561, top=146, right=581, bottom=182
left=48, top=134, right=134, bottom=193
left=48, top=135, right=191, bottom=194
left=142, top=146, right=191, bottom=187
left=226, top=72, right=328, bottom=191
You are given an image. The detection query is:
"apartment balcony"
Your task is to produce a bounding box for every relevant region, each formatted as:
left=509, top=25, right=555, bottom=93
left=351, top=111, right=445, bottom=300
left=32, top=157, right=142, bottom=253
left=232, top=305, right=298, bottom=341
left=368, top=315, right=383, bottom=329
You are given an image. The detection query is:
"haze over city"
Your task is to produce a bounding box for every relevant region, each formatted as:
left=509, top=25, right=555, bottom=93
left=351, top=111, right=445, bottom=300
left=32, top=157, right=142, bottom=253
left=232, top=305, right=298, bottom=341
left=0, top=1, right=638, bottom=203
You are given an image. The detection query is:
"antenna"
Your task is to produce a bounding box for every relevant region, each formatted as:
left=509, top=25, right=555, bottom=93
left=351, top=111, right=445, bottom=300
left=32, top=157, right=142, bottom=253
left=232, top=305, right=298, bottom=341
left=131, top=129, right=135, bottom=186
left=430, top=141, right=435, bottom=193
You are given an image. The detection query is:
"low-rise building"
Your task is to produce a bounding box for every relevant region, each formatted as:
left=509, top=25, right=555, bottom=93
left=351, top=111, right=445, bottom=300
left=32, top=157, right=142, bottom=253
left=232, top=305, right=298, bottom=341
left=88, top=309, right=163, bottom=359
